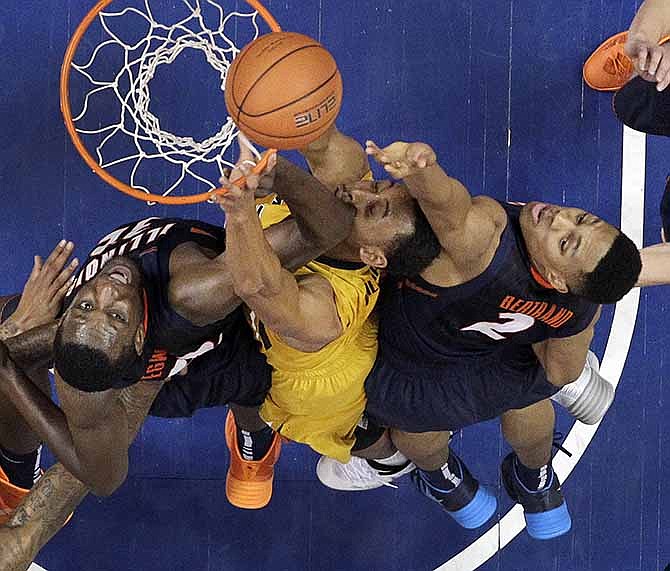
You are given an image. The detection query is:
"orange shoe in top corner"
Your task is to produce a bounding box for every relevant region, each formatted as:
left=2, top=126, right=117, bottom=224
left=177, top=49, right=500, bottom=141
left=224, top=411, right=281, bottom=510
left=583, top=32, right=634, bottom=91
left=0, top=466, right=30, bottom=525
left=584, top=31, right=670, bottom=91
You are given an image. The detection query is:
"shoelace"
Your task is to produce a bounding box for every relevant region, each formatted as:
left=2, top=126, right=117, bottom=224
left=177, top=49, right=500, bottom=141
left=552, top=431, right=573, bottom=458
left=241, top=462, right=262, bottom=479
left=342, top=458, right=401, bottom=489
left=605, top=50, right=633, bottom=79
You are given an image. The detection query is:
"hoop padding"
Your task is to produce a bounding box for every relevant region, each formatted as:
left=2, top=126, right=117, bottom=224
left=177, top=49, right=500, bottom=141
left=61, top=0, right=281, bottom=205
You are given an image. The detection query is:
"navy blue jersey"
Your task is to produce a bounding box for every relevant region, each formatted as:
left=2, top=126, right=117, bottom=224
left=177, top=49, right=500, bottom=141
left=63, top=217, right=240, bottom=385
left=377, top=202, right=599, bottom=368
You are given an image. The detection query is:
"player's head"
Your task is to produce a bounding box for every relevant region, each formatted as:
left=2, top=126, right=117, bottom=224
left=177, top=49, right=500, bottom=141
left=54, top=257, right=146, bottom=392
left=335, top=180, right=441, bottom=276
left=520, top=202, right=641, bottom=303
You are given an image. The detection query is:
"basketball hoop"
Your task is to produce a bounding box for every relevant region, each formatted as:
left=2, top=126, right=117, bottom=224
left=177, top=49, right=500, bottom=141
left=60, top=0, right=281, bottom=205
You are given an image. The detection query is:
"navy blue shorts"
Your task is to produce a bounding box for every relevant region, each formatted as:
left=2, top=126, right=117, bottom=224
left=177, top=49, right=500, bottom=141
left=149, top=323, right=271, bottom=418
left=364, top=344, right=559, bottom=433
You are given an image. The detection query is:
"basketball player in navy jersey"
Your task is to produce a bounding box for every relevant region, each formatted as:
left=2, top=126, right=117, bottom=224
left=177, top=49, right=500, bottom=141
left=318, top=139, right=642, bottom=540
left=0, top=153, right=355, bottom=503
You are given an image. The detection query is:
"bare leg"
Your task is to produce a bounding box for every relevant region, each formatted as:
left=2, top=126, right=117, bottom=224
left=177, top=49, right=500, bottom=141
left=229, top=403, right=267, bottom=432
left=389, top=428, right=496, bottom=527
left=389, top=429, right=451, bottom=471
left=500, top=399, right=554, bottom=469
left=352, top=429, right=396, bottom=460
left=499, top=399, right=572, bottom=539
left=315, top=428, right=414, bottom=491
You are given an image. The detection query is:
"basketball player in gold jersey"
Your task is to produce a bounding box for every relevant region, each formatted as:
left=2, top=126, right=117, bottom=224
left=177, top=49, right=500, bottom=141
left=216, top=129, right=441, bottom=509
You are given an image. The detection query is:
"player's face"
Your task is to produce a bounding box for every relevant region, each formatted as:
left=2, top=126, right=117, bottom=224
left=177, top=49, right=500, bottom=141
left=59, top=257, right=145, bottom=360
left=335, top=180, right=416, bottom=254
left=520, top=202, right=619, bottom=290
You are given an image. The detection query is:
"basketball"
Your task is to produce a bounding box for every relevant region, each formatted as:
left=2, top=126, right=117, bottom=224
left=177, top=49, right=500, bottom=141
left=225, top=31, right=343, bottom=150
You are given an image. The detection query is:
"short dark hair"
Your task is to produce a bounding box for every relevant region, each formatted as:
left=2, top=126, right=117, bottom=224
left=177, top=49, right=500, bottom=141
left=573, top=231, right=641, bottom=304
left=53, top=326, right=139, bottom=393
left=385, top=202, right=442, bottom=277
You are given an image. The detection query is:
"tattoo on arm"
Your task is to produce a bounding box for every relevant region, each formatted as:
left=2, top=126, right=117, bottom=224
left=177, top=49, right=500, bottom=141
left=1, top=464, right=87, bottom=570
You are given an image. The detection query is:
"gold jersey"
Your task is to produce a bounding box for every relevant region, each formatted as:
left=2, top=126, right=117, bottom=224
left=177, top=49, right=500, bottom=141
left=250, top=196, right=380, bottom=462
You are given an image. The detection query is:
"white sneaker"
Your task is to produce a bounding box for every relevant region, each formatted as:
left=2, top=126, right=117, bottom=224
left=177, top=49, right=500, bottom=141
left=316, top=455, right=415, bottom=491
left=551, top=350, right=614, bottom=425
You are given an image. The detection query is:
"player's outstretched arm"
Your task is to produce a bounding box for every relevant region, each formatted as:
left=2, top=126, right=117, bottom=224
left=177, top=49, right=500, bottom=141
left=300, top=124, right=370, bottom=190
left=220, top=163, right=342, bottom=351
left=366, top=139, right=498, bottom=257
left=0, top=381, right=162, bottom=570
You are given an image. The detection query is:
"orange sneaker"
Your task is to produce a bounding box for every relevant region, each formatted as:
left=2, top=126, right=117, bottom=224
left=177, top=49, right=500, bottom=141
left=224, top=411, right=281, bottom=509
left=583, top=32, right=634, bottom=91
left=0, top=466, right=30, bottom=525
left=584, top=32, right=670, bottom=91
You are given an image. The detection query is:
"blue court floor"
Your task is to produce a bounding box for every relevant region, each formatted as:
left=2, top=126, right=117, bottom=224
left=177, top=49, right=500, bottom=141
left=1, top=0, right=669, bottom=570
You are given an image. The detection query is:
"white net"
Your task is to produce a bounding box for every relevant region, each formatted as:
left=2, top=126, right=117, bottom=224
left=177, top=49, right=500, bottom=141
left=69, top=0, right=268, bottom=203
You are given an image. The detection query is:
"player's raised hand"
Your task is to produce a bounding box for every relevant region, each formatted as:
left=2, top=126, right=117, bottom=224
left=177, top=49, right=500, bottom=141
left=365, top=140, right=437, bottom=179
left=12, top=240, right=78, bottom=330
left=625, top=34, right=670, bottom=91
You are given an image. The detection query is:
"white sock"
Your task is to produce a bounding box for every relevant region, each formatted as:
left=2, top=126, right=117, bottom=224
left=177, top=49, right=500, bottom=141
left=552, top=353, right=594, bottom=407
left=562, top=358, right=592, bottom=395
left=376, top=451, right=409, bottom=467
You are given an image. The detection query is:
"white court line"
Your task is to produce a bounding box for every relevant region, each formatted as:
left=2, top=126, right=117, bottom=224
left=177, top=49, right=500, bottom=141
left=436, top=125, right=646, bottom=571
left=28, top=564, right=48, bottom=571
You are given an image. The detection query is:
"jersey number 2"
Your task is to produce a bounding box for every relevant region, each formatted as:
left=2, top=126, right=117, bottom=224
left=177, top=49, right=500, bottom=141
left=461, top=312, right=535, bottom=340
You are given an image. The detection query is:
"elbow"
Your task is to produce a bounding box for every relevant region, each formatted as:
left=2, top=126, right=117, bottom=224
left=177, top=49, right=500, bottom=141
left=232, top=267, right=283, bottom=301
left=90, top=480, right=124, bottom=497
left=233, top=278, right=267, bottom=299
left=86, top=469, right=127, bottom=497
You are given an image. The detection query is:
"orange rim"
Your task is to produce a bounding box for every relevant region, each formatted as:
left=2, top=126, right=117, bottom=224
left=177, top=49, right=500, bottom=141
left=60, top=0, right=281, bottom=205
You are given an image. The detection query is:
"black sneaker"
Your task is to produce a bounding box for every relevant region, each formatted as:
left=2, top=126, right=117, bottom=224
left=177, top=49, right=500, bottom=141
left=661, top=176, right=670, bottom=242
left=412, top=460, right=496, bottom=529
left=501, top=453, right=571, bottom=540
